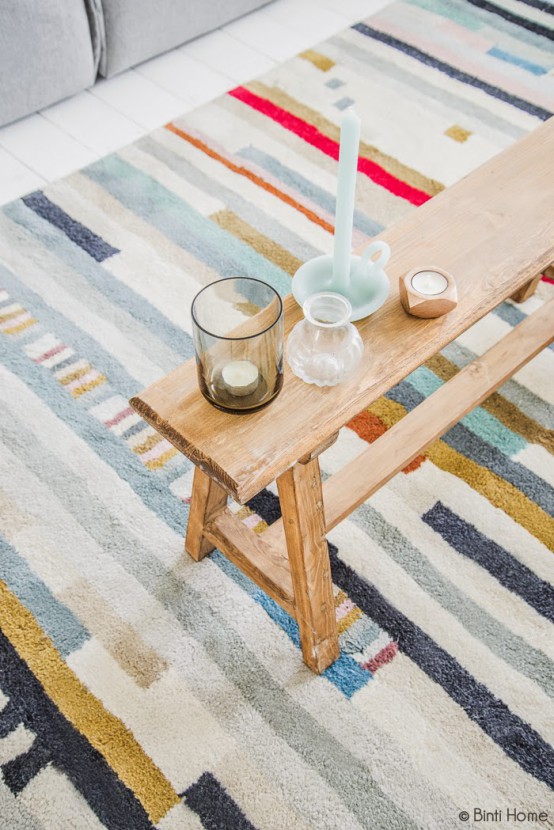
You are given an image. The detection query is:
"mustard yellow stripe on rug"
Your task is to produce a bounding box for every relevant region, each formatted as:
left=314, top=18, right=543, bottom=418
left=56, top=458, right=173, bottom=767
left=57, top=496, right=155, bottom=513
left=299, top=49, right=335, bottom=71
left=133, top=432, right=164, bottom=455
left=146, top=447, right=178, bottom=470
left=0, top=581, right=180, bottom=823
left=73, top=375, right=106, bottom=398
left=425, top=353, right=554, bottom=454
left=0, top=307, right=26, bottom=322
left=211, top=209, right=302, bottom=276
left=426, top=442, right=554, bottom=551
left=3, top=318, right=37, bottom=335
left=246, top=81, right=444, bottom=197
left=366, top=397, right=554, bottom=550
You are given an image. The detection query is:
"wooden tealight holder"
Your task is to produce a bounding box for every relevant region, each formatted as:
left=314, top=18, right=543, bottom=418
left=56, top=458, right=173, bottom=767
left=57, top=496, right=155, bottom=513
left=399, top=266, right=458, bottom=318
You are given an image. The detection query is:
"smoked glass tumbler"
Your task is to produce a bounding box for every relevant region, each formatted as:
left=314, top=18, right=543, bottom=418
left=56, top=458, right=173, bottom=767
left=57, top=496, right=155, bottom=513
left=191, top=278, right=284, bottom=413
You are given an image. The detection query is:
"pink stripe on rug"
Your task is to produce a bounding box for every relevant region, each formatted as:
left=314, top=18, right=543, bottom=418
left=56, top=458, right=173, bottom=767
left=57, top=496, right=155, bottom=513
left=105, top=407, right=135, bottom=428
left=36, top=343, right=66, bottom=363
left=363, top=641, right=399, bottom=673
left=336, top=598, right=356, bottom=621
left=243, top=513, right=263, bottom=530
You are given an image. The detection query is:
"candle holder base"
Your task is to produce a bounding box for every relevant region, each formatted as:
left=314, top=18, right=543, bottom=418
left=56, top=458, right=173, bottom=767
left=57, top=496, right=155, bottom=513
left=291, top=253, right=390, bottom=322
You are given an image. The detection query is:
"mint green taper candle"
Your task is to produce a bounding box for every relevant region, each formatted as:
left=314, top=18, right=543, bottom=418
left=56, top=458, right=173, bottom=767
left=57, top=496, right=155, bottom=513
left=332, top=107, right=361, bottom=293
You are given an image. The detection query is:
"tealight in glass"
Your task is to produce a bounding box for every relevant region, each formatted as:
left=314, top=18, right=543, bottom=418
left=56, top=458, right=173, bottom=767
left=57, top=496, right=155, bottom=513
left=191, top=277, right=284, bottom=413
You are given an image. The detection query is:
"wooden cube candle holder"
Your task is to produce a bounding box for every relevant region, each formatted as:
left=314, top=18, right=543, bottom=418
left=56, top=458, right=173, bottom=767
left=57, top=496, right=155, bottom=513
left=399, top=266, right=458, bottom=318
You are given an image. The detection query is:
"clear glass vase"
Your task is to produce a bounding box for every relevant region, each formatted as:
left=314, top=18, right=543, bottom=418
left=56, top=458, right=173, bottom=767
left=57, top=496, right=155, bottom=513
left=286, top=292, right=364, bottom=386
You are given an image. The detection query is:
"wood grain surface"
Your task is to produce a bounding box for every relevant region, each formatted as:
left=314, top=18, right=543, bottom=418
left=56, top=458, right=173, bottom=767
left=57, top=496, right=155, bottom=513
left=185, top=468, right=228, bottom=560
left=130, top=117, right=554, bottom=504
left=276, top=458, right=339, bottom=672
left=264, top=296, right=554, bottom=546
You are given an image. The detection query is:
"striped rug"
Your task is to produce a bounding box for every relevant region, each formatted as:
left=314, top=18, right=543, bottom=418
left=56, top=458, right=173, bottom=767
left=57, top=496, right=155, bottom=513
left=1, top=0, right=553, bottom=827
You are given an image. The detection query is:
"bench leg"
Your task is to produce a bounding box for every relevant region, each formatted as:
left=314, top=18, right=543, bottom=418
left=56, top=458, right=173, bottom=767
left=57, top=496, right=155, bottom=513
left=185, top=468, right=228, bottom=561
left=511, top=274, right=542, bottom=304
left=277, top=458, right=339, bottom=673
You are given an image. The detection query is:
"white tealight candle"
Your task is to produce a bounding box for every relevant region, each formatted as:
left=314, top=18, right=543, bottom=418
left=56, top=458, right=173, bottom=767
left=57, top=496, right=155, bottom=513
left=411, top=270, right=448, bottom=295
left=221, top=360, right=259, bottom=397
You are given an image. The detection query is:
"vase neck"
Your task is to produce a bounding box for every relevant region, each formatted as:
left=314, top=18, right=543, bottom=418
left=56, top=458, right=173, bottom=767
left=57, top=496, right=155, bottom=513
left=303, top=292, right=352, bottom=328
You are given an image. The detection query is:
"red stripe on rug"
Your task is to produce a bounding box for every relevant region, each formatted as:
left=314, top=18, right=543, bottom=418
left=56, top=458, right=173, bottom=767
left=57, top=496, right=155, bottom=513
left=229, top=86, right=430, bottom=207
left=542, top=272, right=554, bottom=285
left=165, top=123, right=334, bottom=234
left=363, top=641, right=399, bottom=673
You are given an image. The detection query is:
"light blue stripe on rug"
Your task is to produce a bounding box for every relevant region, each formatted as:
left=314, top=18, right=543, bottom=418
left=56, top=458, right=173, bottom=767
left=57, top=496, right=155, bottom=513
left=442, top=339, right=554, bottom=428
left=3, top=201, right=194, bottom=365
left=238, top=146, right=383, bottom=238
left=0, top=275, right=368, bottom=693
left=408, top=365, right=527, bottom=455
left=347, top=497, right=554, bottom=697
left=84, top=155, right=293, bottom=297
left=405, top=0, right=481, bottom=30
left=0, top=263, right=142, bottom=398
left=212, top=551, right=371, bottom=697
left=0, top=534, right=89, bottom=657
left=494, top=299, right=554, bottom=352
left=488, top=45, right=548, bottom=74
left=408, top=0, right=553, bottom=52
left=0, top=338, right=188, bottom=538
left=389, top=379, right=554, bottom=513
left=139, top=134, right=322, bottom=264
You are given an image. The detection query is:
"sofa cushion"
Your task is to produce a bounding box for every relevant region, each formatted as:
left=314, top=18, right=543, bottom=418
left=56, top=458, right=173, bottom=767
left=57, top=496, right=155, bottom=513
left=0, top=0, right=97, bottom=126
left=99, top=0, right=273, bottom=77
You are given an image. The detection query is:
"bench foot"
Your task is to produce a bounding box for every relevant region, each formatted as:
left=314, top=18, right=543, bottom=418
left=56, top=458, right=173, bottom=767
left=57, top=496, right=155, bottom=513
left=185, top=468, right=228, bottom=561
left=277, top=458, right=339, bottom=674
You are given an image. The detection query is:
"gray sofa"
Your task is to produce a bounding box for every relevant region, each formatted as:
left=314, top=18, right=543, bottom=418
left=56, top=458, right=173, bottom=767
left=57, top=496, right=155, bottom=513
left=0, top=0, right=271, bottom=127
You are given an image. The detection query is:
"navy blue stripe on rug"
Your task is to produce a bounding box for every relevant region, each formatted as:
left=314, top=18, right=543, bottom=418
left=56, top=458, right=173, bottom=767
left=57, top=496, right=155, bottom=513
left=387, top=380, right=554, bottom=517
left=21, top=191, right=119, bottom=262
left=0, top=630, right=155, bottom=829
left=327, top=542, right=554, bottom=789
left=423, top=502, right=554, bottom=622
left=352, top=23, right=553, bottom=120
left=514, top=0, right=554, bottom=14
left=183, top=772, right=258, bottom=830
left=464, top=0, right=554, bottom=37
left=494, top=301, right=554, bottom=352
left=250, top=487, right=554, bottom=789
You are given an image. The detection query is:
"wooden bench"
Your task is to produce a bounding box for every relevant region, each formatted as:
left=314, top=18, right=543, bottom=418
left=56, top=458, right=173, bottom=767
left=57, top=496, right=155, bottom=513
left=131, top=117, right=554, bottom=674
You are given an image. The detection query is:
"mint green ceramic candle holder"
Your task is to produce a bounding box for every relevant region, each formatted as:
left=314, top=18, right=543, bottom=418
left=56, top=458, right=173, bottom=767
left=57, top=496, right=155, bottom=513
left=291, top=240, right=391, bottom=322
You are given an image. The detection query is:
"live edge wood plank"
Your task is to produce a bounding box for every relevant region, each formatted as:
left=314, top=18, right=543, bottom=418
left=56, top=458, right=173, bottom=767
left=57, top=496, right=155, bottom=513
left=130, top=118, right=554, bottom=505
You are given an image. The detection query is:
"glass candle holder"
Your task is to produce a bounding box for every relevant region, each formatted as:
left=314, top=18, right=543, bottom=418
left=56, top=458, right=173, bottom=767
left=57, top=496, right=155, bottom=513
left=286, top=292, right=364, bottom=386
left=191, top=277, right=284, bottom=413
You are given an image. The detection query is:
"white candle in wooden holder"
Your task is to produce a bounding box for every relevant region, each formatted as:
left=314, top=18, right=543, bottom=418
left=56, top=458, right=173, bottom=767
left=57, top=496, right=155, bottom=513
left=399, top=266, right=458, bottom=318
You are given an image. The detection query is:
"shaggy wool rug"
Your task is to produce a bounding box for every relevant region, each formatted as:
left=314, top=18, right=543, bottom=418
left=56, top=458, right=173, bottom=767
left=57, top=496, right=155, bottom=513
left=1, top=0, right=553, bottom=828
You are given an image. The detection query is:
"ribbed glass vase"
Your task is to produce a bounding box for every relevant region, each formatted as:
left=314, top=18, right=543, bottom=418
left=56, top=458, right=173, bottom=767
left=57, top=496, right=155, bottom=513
left=286, top=292, right=364, bottom=387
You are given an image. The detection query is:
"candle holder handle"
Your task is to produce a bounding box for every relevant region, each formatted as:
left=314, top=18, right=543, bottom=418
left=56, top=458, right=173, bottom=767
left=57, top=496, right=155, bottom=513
left=358, top=240, right=390, bottom=273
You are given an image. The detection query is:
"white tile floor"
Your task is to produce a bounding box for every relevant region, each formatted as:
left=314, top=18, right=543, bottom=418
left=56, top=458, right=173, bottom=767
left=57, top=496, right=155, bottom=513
left=0, top=0, right=389, bottom=206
